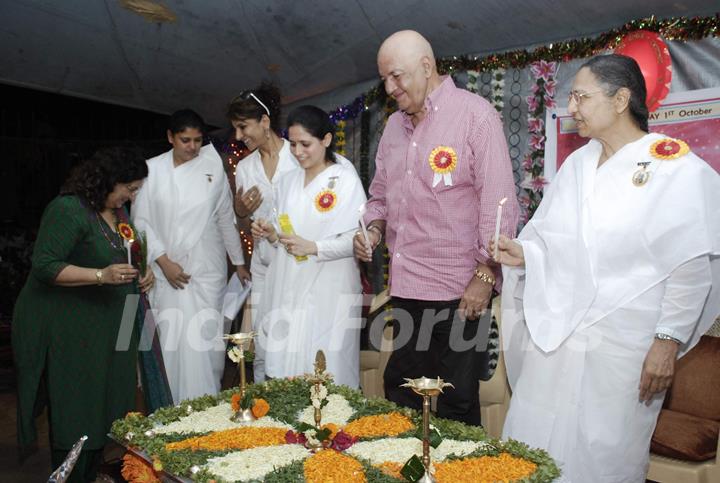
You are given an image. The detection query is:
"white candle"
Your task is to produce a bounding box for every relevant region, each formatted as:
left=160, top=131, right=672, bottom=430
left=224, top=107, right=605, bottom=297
left=126, top=239, right=133, bottom=265
left=358, top=203, right=371, bottom=251
left=493, top=198, right=508, bottom=260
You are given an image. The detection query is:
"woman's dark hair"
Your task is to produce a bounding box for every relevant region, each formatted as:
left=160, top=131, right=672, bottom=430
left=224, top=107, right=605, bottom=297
left=168, top=108, right=206, bottom=135
left=581, top=54, right=649, bottom=132
left=287, top=105, right=336, bottom=163
left=226, top=81, right=282, bottom=132
left=61, top=147, right=148, bottom=211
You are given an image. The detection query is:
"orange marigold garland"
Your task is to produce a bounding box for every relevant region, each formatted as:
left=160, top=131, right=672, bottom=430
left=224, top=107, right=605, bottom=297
left=650, top=138, right=689, bottom=160
left=434, top=452, right=538, bottom=482
left=121, top=453, right=161, bottom=483
left=343, top=412, right=415, bottom=439
left=304, top=449, right=366, bottom=483
left=165, top=427, right=287, bottom=452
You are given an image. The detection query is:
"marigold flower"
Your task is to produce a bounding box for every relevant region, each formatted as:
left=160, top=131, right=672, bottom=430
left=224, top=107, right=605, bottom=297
left=121, top=453, right=160, bottom=483
left=322, top=423, right=339, bottom=440
left=376, top=461, right=404, bottom=480
left=251, top=398, right=270, bottom=418
left=165, top=427, right=287, bottom=452
left=231, top=393, right=241, bottom=412
left=434, top=452, right=537, bottom=482
left=303, top=449, right=366, bottom=483
left=343, top=412, right=414, bottom=439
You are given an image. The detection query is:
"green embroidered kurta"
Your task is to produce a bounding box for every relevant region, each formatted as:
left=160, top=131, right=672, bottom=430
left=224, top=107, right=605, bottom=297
left=13, top=195, right=138, bottom=451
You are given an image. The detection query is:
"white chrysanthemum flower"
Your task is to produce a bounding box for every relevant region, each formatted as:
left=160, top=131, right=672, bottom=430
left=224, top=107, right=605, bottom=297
left=305, top=429, right=320, bottom=446
left=347, top=437, right=423, bottom=464
left=297, top=394, right=355, bottom=427
left=227, top=346, right=242, bottom=363
left=204, top=445, right=311, bottom=482
left=347, top=437, right=490, bottom=468
left=433, top=439, right=489, bottom=460
left=154, top=402, right=292, bottom=434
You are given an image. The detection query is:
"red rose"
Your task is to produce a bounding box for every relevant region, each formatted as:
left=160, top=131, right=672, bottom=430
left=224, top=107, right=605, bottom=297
left=330, top=430, right=357, bottom=451
left=285, top=430, right=307, bottom=445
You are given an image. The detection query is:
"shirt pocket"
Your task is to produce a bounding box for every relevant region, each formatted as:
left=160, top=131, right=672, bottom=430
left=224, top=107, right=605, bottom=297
left=420, top=140, right=471, bottom=191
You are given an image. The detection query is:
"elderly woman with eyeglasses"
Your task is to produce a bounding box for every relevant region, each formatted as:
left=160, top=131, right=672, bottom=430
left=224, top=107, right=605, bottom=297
left=491, top=54, right=720, bottom=482
left=227, top=82, right=299, bottom=381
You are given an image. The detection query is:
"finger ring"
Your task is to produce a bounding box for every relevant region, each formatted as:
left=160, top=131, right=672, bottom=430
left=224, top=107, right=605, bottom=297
left=121, top=274, right=125, bottom=280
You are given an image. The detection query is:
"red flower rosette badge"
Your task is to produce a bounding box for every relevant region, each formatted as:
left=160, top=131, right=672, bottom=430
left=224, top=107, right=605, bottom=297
left=117, top=223, right=135, bottom=241
left=428, top=145, right=457, bottom=187
left=650, top=138, right=689, bottom=160
left=315, top=190, right=337, bottom=212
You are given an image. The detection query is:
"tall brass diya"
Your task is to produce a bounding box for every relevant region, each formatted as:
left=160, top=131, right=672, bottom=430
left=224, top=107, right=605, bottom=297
left=400, top=377, right=455, bottom=482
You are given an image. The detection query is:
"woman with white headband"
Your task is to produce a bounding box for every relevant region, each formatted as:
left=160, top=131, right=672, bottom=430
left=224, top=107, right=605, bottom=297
left=228, top=82, right=299, bottom=381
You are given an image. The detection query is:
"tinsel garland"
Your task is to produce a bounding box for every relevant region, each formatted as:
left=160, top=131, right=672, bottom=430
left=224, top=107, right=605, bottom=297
left=335, top=120, right=347, bottom=156
left=520, top=61, right=558, bottom=220
left=329, top=15, right=718, bottom=123
left=437, top=15, right=719, bottom=73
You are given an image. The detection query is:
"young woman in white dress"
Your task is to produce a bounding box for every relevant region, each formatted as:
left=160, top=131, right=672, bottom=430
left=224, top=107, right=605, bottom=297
left=251, top=105, right=366, bottom=387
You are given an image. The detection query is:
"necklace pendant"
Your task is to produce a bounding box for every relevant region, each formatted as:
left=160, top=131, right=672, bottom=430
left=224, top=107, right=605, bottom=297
left=632, top=162, right=651, bottom=187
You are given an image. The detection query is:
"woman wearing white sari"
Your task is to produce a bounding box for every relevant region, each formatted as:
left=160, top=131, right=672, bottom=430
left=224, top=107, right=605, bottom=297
left=229, top=83, right=299, bottom=381
left=252, top=106, right=366, bottom=387
left=491, top=55, right=720, bottom=482
left=132, top=109, right=250, bottom=402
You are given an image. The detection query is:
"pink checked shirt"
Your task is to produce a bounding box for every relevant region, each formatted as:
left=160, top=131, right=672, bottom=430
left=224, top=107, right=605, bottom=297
left=364, top=76, right=519, bottom=301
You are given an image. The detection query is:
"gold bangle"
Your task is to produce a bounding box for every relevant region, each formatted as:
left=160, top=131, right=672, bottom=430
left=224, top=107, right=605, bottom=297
left=95, top=269, right=104, bottom=286
left=474, top=268, right=495, bottom=285
left=368, top=225, right=383, bottom=243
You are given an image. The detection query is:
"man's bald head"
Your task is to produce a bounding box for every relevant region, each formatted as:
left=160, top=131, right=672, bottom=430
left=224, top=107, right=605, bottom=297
left=378, top=30, right=436, bottom=68
left=377, top=30, right=441, bottom=121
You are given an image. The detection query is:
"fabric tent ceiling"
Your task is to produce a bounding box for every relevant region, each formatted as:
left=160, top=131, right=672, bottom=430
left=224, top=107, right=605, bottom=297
left=1, top=0, right=717, bottom=125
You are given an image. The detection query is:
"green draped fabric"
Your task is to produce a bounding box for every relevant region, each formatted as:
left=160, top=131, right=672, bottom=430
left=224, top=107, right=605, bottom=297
left=115, top=208, right=173, bottom=413
left=13, top=195, right=139, bottom=453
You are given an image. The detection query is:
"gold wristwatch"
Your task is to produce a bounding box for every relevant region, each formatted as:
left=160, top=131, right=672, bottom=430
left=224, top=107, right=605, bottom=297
left=95, top=269, right=104, bottom=286
left=474, top=268, right=496, bottom=286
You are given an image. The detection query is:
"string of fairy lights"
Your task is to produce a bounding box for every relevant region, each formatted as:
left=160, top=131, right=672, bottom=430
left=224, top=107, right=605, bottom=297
left=223, top=139, right=254, bottom=257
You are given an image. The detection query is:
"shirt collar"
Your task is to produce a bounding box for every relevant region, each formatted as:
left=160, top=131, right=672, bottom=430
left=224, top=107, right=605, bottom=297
left=400, top=75, right=454, bottom=131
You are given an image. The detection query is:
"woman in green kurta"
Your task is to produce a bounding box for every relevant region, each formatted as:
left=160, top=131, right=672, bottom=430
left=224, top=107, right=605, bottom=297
left=13, top=147, right=156, bottom=482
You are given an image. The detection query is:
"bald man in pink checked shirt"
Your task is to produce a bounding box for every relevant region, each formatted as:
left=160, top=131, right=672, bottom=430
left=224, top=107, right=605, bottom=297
left=354, top=30, right=519, bottom=425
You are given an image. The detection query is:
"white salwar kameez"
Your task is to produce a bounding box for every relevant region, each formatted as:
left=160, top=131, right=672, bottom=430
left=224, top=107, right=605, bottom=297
left=234, top=139, right=298, bottom=381
left=501, top=133, right=720, bottom=483
left=258, top=155, right=366, bottom=387
left=132, top=145, right=244, bottom=403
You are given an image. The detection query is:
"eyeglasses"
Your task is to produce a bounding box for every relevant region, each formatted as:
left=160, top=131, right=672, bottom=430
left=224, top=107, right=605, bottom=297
left=568, top=90, right=604, bottom=105
left=230, top=91, right=270, bottom=116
